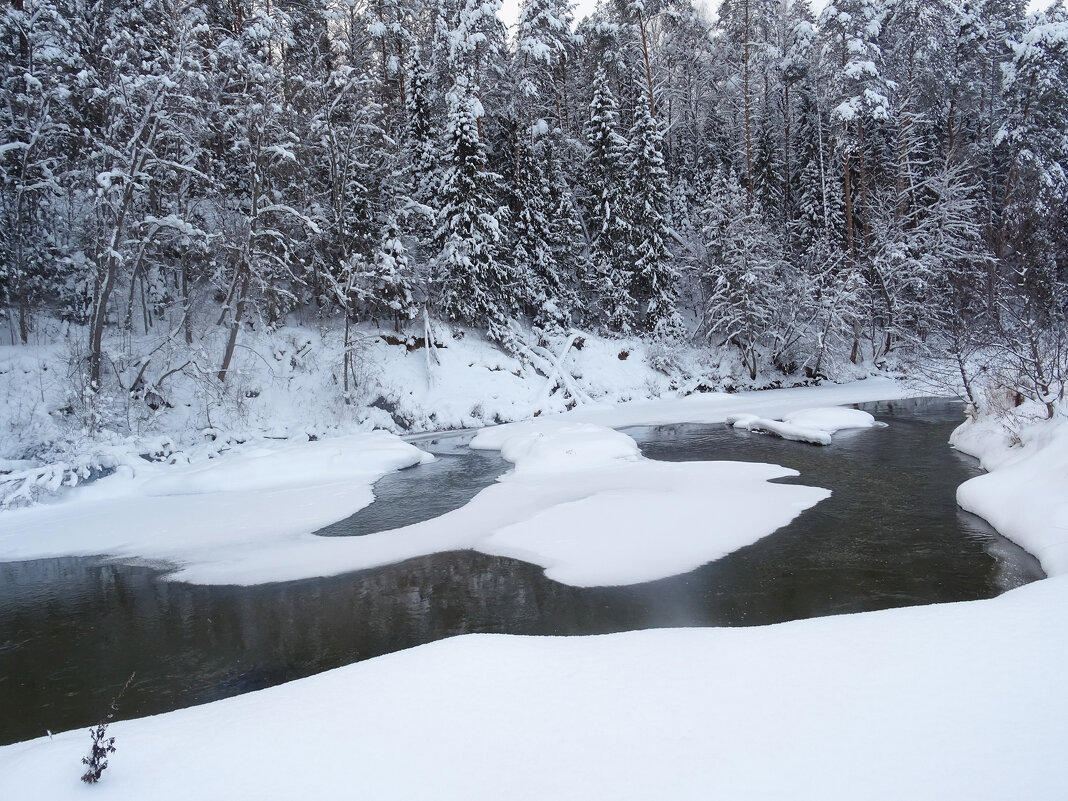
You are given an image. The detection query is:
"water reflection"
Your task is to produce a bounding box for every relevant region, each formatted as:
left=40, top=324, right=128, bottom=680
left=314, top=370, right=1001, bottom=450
left=0, top=398, right=1044, bottom=746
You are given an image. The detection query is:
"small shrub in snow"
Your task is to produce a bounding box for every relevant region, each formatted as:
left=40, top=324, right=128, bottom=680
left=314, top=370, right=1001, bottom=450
left=80, top=721, right=116, bottom=784
left=80, top=673, right=135, bottom=784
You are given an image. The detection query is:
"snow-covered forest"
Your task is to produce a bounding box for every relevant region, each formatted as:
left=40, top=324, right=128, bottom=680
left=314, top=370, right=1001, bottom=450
left=1, top=0, right=1066, bottom=461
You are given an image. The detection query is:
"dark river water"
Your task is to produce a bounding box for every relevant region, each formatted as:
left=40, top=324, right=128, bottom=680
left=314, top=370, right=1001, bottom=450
left=0, top=398, right=1044, bottom=745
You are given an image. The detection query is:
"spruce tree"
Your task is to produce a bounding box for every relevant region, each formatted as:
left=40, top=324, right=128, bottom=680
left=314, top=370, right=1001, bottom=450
left=627, top=84, right=681, bottom=336
left=0, top=0, right=70, bottom=342
left=433, top=74, right=517, bottom=345
left=703, top=168, right=788, bottom=380
left=584, top=67, right=635, bottom=333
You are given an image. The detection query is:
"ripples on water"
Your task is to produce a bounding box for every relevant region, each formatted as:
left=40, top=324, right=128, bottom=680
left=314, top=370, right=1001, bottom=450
left=0, top=398, right=1044, bottom=744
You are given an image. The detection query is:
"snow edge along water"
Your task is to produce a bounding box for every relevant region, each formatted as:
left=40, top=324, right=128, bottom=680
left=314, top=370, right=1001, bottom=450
left=0, top=378, right=913, bottom=586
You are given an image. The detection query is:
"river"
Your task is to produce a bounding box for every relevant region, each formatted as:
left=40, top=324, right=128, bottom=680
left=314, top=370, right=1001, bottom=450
left=0, top=397, right=1043, bottom=745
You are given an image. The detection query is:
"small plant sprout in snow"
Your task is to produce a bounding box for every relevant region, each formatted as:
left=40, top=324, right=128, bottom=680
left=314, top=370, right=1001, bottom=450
left=80, top=722, right=116, bottom=784
left=80, top=672, right=135, bottom=784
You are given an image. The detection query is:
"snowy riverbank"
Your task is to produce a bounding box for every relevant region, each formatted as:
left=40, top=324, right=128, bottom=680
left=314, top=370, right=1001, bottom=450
left=0, top=377, right=911, bottom=585
left=1, top=381, right=1066, bottom=799
left=0, top=322, right=877, bottom=508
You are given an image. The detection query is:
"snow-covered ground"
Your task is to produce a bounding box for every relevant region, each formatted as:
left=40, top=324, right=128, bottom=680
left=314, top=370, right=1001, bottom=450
left=1, top=577, right=1065, bottom=800
left=953, top=407, right=1068, bottom=577
left=2, top=376, right=1066, bottom=799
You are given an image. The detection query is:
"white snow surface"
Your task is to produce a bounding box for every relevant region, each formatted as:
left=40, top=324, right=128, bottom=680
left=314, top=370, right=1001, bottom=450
left=0, top=322, right=899, bottom=509
left=954, top=412, right=1068, bottom=576
left=1, top=577, right=1065, bottom=800
left=468, top=420, right=828, bottom=585
left=728, top=413, right=833, bottom=444
left=0, top=431, right=430, bottom=582
left=783, top=406, right=882, bottom=432
left=557, top=375, right=909, bottom=428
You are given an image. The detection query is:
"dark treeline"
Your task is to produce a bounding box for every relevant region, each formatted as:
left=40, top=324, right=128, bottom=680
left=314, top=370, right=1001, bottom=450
left=1, top=0, right=1065, bottom=412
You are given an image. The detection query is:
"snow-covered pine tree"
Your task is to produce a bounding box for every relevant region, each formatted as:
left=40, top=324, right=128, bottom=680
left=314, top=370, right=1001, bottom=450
left=627, top=82, right=681, bottom=336
left=511, top=126, right=583, bottom=332
left=429, top=0, right=457, bottom=93
left=510, top=0, right=584, bottom=331
left=791, top=82, right=845, bottom=253
left=702, top=168, right=788, bottom=380
left=715, top=0, right=781, bottom=202
left=880, top=0, right=963, bottom=226
left=449, top=0, right=506, bottom=88
left=432, top=74, right=517, bottom=345
left=778, top=0, right=816, bottom=233
left=975, top=0, right=1028, bottom=226
left=752, top=106, right=785, bottom=222
left=819, top=0, right=891, bottom=260
left=651, top=0, right=716, bottom=176
left=584, top=66, right=635, bottom=333
left=370, top=214, right=420, bottom=329
left=0, top=0, right=69, bottom=343
left=368, top=0, right=419, bottom=131
left=610, top=0, right=663, bottom=120
left=995, top=4, right=1068, bottom=304
left=403, top=52, right=441, bottom=209
left=271, top=0, right=336, bottom=311
left=516, top=0, right=577, bottom=128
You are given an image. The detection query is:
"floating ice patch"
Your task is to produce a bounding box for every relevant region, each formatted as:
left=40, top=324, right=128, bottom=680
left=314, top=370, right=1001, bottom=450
left=782, top=407, right=883, bottom=433
left=726, top=407, right=884, bottom=446
left=470, top=421, right=830, bottom=586
left=470, top=420, right=640, bottom=475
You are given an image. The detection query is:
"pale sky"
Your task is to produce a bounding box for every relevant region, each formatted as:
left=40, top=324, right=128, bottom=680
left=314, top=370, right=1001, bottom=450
left=498, top=0, right=1058, bottom=30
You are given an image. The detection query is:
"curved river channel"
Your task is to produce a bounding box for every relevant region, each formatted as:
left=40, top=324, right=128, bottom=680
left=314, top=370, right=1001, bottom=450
left=0, top=397, right=1044, bottom=745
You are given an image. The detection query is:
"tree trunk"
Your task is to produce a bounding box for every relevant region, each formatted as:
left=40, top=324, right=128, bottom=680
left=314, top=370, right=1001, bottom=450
left=88, top=256, right=117, bottom=389
left=783, top=81, right=792, bottom=230
left=343, top=312, right=353, bottom=403
left=842, top=151, right=855, bottom=257
left=181, top=252, right=193, bottom=346
left=742, top=0, right=754, bottom=202
left=639, top=15, right=656, bottom=118
left=217, top=268, right=250, bottom=383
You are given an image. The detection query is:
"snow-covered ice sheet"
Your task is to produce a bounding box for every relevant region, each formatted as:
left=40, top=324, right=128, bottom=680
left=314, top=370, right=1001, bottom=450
left=2, top=574, right=1065, bottom=801
left=0, top=381, right=913, bottom=587
left=0, top=419, right=829, bottom=586
left=725, top=406, right=884, bottom=445
left=0, top=431, right=430, bottom=580
left=468, top=421, right=828, bottom=585
left=782, top=406, right=884, bottom=432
